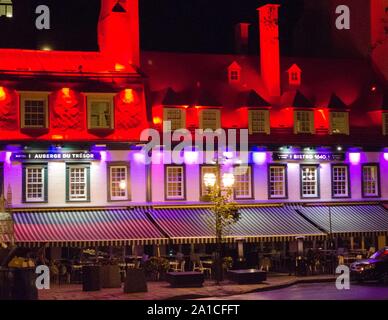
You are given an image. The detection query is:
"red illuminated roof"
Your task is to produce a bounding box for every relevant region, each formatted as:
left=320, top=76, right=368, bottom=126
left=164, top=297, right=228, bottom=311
left=0, top=49, right=137, bottom=74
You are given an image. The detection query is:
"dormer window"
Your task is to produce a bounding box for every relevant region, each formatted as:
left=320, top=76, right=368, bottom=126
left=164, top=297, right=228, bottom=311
left=0, top=0, right=13, bottom=18
left=294, top=110, right=315, bottom=134
left=330, top=111, right=349, bottom=135
left=287, top=64, right=302, bottom=86
left=228, top=61, right=241, bottom=84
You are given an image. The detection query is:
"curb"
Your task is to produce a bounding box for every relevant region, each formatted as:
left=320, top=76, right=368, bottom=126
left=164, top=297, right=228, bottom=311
left=167, top=276, right=336, bottom=300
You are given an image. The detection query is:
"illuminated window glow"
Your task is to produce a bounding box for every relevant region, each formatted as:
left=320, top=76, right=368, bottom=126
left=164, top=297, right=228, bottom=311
left=330, top=112, right=349, bottom=135
left=0, top=0, right=13, bottom=18
left=234, top=166, right=252, bottom=199
left=249, top=110, right=270, bottom=134
left=109, top=165, right=129, bottom=201
left=163, top=108, right=185, bottom=131
left=201, top=166, right=219, bottom=196
left=200, top=109, right=221, bottom=130
left=301, top=165, right=319, bottom=198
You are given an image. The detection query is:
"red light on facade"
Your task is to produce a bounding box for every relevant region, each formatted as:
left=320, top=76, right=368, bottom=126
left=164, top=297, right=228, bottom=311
left=52, top=135, right=64, bottom=140
left=115, top=63, right=125, bottom=72
left=183, top=105, right=189, bottom=109
left=123, top=89, right=134, bottom=104
left=62, top=88, right=71, bottom=98
left=153, top=117, right=162, bottom=125
left=0, top=87, right=6, bottom=101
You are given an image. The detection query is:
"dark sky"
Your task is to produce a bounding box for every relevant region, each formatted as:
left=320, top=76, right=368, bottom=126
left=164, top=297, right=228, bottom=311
left=0, top=0, right=304, bottom=55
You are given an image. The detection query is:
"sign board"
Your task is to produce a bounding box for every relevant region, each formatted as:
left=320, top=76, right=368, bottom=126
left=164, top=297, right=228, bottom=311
left=11, top=152, right=101, bottom=162
left=272, top=153, right=346, bottom=162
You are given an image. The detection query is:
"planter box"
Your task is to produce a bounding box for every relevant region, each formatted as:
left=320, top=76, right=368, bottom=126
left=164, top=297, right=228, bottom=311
left=82, top=265, right=101, bottom=292
left=124, top=269, right=148, bottom=293
left=101, top=265, right=121, bottom=288
left=227, top=269, right=267, bottom=284
left=166, top=272, right=204, bottom=288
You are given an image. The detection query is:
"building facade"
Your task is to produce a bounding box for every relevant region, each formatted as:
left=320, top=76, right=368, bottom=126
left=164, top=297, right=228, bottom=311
left=0, top=0, right=387, bottom=258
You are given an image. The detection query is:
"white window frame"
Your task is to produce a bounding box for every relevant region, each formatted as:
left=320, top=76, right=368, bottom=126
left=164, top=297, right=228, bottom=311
left=109, top=165, right=129, bottom=201
left=199, top=109, right=221, bottom=130
left=20, top=92, right=49, bottom=129
left=269, top=165, right=287, bottom=199
left=362, top=165, right=380, bottom=198
left=330, top=111, right=349, bottom=135
left=301, top=165, right=319, bottom=198
left=24, top=166, right=46, bottom=203
left=165, top=166, right=185, bottom=200
left=163, top=107, right=186, bottom=131
left=294, top=110, right=315, bottom=134
left=85, top=93, right=115, bottom=130
left=68, top=165, right=89, bottom=202
left=249, top=109, right=270, bottom=134
left=234, top=166, right=253, bottom=200
left=332, top=165, right=350, bottom=198
left=383, top=113, right=388, bottom=136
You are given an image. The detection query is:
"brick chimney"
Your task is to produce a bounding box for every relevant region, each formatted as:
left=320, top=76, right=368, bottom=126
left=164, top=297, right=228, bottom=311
left=235, top=23, right=250, bottom=54
left=98, top=0, right=140, bottom=68
left=257, top=4, right=281, bottom=97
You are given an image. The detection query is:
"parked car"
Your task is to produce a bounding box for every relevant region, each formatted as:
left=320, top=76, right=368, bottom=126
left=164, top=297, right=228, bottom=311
left=350, top=247, right=388, bottom=284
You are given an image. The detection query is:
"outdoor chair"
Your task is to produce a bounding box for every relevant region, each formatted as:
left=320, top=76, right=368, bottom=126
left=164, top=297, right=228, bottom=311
left=193, top=261, right=212, bottom=278
left=259, top=257, right=271, bottom=272
left=170, top=260, right=186, bottom=272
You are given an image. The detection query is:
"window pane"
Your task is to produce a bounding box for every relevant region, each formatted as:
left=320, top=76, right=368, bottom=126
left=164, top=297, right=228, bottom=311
left=24, top=100, right=46, bottom=128
left=296, top=111, right=312, bottom=133
left=165, top=109, right=184, bottom=131
left=25, top=167, right=45, bottom=202
left=363, top=165, right=379, bottom=197
left=250, top=111, right=266, bottom=133
left=269, top=166, right=286, bottom=198
left=69, top=167, right=88, bottom=201
left=234, top=166, right=252, bottom=199
left=201, top=166, right=218, bottom=196
left=332, top=166, right=349, bottom=197
left=166, top=166, right=185, bottom=200
left=89, top=101, right=112, bottom=128
left=201, top=110, right=220, bottom=130
left=110, top=166, right=128, bottom=200
left=331, top=112, right=348, bottom=134
left=301, top=166, right=318, bottom=198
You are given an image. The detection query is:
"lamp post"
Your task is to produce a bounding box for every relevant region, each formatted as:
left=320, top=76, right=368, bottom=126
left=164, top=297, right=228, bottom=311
left=203, top=167, right=239, bottom=285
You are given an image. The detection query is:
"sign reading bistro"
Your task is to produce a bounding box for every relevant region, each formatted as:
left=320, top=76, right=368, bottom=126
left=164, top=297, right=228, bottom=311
left=272, top=152, right=346, bottom=162
left=11, top=152, right=101, bottom=161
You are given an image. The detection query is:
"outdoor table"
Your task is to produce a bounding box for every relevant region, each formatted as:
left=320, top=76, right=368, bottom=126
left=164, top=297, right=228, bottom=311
left=169, top=261, right=179, bottom=270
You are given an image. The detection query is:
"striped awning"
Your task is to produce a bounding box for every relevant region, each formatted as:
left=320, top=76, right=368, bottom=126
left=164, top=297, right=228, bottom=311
left=150, top=206, right=326, bottom=244
left=13, top=208, right=168, bottom=247
left=297, top=205, right=388, bottom=236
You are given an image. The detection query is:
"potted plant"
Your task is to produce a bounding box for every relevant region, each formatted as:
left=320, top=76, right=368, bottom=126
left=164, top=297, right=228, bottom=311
left=143, top=257, right=170, bottom=281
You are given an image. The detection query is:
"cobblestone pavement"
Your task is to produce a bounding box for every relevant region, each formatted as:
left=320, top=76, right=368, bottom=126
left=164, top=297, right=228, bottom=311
left=38, top=274, right=335, bottom=300
left=199, top=282, right=388, bottom=300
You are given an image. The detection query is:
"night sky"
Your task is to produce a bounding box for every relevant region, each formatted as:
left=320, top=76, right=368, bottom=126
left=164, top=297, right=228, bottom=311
left=0, top=0, right=305, bottom=55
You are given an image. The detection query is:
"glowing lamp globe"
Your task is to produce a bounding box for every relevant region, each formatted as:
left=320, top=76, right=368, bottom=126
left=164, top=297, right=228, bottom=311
left=222, top=173, right=235, bottom=188
left=203, top=173, right=217, bottom=188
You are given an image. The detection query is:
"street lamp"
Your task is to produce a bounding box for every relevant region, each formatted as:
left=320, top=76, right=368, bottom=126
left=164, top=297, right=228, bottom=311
left=222, top=173, right=235, bottom=189
left=203, top=173, right=217, bottom=189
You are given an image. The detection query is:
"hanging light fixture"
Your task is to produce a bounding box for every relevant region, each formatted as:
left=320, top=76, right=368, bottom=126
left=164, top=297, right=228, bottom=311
left=112, top=1, right=126, bottom=13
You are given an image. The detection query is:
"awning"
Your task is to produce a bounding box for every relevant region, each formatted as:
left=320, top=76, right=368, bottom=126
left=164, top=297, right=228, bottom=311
left=297, top=205, right=388, bottom=236
left=150, top=206, right=326, bottom=244
left=13, top=208, right=168, bottom=247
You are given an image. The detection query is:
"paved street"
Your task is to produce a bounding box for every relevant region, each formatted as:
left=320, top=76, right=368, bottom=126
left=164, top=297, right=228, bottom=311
left=201, top=282, right=388, bottom=300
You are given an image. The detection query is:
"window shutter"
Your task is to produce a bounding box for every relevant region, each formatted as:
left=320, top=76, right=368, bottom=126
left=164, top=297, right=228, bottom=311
left=310, top=111, right=316, bottom=134
left=181, top=109, right=186, bottom=129
left=293, top=111, right=298, bottom=134
left=65, top=166, right=70, bottom=202
left=199, top=110, right=204, bottom=130
left=383, top=113, right=388, bottom=136
left=264, top=110, right=270, bottom=135
left=329, top=112, right=334, bottom=135
left=44, top=165, right=48, bottom=202
left=248, top=110, right=253, bottom=134
left=22, top=166, right=26, bottom=203
left=86, top=165, right=91, bottom=202
left=215, top=110, right=221, bottom=129
left=344, top=112, right=350, bottom=135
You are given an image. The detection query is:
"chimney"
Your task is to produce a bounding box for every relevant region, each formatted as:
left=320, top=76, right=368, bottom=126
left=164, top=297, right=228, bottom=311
left=98, top=0, right=140, bottom=68
left=235, top=23, right=250, bottom=54
left=258, top=4, right=281, bottom=97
